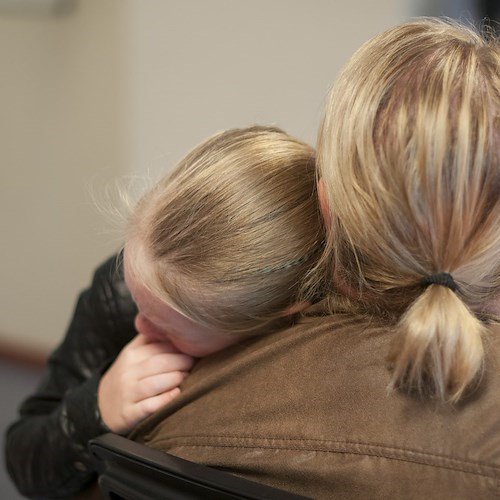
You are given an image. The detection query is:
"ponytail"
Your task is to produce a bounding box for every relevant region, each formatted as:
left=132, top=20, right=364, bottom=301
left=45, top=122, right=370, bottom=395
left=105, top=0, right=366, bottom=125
left=316, top=19, right=500, bottom=403
left=388, top=281, right=486, bottom=402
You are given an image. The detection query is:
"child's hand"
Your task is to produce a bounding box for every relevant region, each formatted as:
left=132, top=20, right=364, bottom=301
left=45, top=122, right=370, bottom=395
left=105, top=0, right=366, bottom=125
left=98, top=334, right=195, bottom=434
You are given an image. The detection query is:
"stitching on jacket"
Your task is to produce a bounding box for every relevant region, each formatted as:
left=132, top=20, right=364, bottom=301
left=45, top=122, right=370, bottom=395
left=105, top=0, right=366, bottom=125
left=150, top=435, right=500, bottom=479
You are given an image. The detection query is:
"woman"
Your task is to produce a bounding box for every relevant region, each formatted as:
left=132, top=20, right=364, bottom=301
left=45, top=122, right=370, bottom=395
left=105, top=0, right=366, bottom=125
left=315, top=17, right=500, bottom=402
left=131, top=18, right=500, bottom=498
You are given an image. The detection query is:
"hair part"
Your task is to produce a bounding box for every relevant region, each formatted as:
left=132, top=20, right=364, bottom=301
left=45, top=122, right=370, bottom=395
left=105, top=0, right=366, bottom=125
left=316, top=18, right=500, bottom=402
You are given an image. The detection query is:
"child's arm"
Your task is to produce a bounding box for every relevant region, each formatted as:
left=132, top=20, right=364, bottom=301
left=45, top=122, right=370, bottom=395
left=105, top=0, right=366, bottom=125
left=98, top=333, right=194, bottom=434
left=4, top=254, right=137, bottom=498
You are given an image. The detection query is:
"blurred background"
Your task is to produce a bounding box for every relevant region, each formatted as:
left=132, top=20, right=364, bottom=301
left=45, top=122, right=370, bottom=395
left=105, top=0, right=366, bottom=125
left=0, top=0, right=497, bottom=497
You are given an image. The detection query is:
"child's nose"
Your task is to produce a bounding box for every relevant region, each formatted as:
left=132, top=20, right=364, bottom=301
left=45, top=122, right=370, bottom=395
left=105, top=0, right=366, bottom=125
left=134, top=313, right=165, bottom=341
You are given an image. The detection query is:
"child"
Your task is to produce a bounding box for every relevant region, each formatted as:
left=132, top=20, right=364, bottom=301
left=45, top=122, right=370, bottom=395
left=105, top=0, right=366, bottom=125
left=99, top=125, right=322, bottom=433
left=5, top=125, right=323, bottom=498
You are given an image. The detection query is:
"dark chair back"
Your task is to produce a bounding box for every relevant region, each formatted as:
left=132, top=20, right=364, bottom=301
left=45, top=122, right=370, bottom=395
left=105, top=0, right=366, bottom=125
left=89, top=433, right=310, bottom=500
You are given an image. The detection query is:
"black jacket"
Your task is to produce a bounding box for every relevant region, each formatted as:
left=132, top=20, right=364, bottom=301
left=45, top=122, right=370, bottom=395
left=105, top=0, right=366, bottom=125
left=4, top=254, right=137, bottom=498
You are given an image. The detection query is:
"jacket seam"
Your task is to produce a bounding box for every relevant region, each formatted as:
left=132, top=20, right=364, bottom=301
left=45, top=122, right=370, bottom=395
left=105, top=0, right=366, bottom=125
left=150, top=435, right=500, bottom=479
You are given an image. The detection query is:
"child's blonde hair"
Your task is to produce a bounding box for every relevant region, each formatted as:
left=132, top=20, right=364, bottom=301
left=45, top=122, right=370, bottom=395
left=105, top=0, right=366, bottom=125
left=316, top=18, right=500, bottom=402
left=126, top=126, right=322, bottom=336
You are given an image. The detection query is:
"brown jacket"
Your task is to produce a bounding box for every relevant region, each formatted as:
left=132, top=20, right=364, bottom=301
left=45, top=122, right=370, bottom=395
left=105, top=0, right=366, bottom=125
left=131, top=308, right=500, bottom=499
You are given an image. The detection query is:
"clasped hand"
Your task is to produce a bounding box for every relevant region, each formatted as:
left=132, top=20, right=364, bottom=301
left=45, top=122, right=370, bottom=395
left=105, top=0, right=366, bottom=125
left=98, top=333, right=195, bottom=434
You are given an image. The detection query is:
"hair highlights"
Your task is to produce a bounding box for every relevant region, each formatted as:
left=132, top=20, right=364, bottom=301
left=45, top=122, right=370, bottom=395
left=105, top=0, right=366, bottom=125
left=317, top=18, right=500, bottom=401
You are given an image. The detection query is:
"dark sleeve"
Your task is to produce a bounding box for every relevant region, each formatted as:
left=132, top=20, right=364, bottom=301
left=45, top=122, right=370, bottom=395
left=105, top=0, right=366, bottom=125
left=4, top=253, right=138, bottom=499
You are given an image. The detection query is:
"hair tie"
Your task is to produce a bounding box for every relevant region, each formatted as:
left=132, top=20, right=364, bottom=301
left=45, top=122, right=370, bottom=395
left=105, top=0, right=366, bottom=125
left=421, top=272, right=459, bottom=292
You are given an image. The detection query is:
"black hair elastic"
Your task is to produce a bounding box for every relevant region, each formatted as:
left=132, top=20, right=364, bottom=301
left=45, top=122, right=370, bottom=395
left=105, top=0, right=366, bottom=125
left=421, top=272, right=459, bottom=292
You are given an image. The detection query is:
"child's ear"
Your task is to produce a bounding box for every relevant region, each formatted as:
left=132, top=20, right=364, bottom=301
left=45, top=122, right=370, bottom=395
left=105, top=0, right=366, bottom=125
left=280, top=301, right=310, bottom=317
left=318, top=178, right=331, bottom=230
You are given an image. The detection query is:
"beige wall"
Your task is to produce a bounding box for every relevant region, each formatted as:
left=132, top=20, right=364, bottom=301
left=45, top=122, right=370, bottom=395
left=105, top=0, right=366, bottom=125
left=0, top=0, right=126, bottom=354
left=0, top=0, right=409, bottom=356
left=122, top=0, right=409, bottom=177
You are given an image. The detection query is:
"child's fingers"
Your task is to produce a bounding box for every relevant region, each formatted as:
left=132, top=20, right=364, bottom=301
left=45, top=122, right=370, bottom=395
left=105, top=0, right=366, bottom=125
left=127, top=332, right=149, bottom=347
left=134, top=371, right=188, bottom=401
left=140, top=352, right=195, bottom=377
left=122, top=336, right=182, bottom=365
left=135, top=341, right=181, bottom=360
left=138, top=332, right=180, bottom=351
left=137, top=387, right=182, bottom=418
left=127, top=332, right=178, bottom=352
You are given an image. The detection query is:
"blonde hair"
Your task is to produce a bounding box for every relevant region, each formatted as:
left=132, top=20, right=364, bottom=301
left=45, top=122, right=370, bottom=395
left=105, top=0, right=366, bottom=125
left=316, top=18, right=500, bottom=401
left=126, top=126, right=322, bottom=336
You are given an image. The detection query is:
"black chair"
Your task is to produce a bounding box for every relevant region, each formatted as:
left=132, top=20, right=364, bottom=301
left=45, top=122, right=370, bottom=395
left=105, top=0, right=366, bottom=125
left=89, top=433, right=310, bottom=500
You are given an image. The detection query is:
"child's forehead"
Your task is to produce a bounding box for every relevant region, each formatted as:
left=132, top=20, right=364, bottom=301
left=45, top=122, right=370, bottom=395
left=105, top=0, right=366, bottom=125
left=127, top=275, right=172, bottom=328
left=123, top=248, right=150, bottom=304
left=123, top=243, right=150, bottom=294
left=122, top=250, right=136, bottom=295
left=123, top=245, right=191, bottom=324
